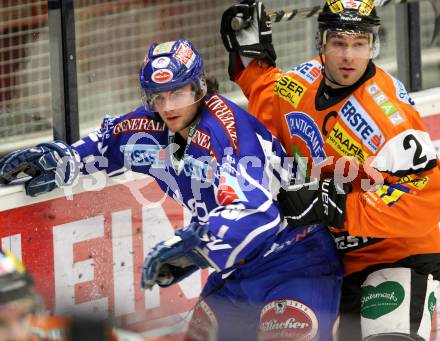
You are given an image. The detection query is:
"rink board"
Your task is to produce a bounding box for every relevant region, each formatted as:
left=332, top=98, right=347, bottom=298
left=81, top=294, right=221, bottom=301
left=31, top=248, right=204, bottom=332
left=0, top=174, right=207, bottom=339
left=0, top=94, right=439, bottom=338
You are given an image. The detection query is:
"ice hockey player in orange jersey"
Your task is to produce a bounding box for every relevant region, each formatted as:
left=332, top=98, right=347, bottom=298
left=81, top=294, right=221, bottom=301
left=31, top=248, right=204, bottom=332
left=221, top=0, right=440, bottom=340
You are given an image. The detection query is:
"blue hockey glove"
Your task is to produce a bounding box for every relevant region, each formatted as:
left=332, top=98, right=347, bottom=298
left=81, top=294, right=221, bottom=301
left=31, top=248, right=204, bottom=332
left=221, top=1, right=276, bottom=79
left=0, top=141, right=80, bottom=197
left=141, top=223, right=210, bottom=290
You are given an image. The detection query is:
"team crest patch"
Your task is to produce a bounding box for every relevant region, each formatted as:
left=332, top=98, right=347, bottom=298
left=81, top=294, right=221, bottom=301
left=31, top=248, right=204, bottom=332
left=259, top=299, right=318, bottom=340
left=284, top=112, right=327, bottom=164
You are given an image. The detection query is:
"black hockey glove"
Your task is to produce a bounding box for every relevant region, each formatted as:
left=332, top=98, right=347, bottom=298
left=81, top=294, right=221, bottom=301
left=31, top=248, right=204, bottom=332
left=278, top=178, right=351, bottom=229
left=221, top=0, right=276, bottom=79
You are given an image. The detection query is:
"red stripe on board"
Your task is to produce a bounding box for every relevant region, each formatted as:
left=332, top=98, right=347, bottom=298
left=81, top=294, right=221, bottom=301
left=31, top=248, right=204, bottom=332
left=423, top=114, right=440, bottom=140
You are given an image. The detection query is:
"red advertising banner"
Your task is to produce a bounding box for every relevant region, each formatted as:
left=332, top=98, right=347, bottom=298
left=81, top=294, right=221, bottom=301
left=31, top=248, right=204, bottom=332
left=0, top=178, right=209, bottom=338
left=423, top=115, right=440, bottom=156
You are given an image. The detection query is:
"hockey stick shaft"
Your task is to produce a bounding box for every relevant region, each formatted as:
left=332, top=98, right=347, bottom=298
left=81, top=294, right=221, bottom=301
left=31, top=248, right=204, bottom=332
left=231, top=0, right=419, bottom=31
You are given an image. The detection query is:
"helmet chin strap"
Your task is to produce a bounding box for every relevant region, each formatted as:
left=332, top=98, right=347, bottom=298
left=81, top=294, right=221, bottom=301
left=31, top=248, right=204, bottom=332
left=318, top=52, right=347, bottom=88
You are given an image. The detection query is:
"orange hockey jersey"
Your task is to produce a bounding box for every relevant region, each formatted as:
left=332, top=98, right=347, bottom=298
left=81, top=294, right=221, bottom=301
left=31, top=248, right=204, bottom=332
left=235, top=58, right=440, bottom=276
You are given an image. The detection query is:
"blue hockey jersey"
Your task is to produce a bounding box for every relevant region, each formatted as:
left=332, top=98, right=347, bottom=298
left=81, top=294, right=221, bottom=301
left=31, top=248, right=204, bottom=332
left=72, top=94, right=297, bottom=274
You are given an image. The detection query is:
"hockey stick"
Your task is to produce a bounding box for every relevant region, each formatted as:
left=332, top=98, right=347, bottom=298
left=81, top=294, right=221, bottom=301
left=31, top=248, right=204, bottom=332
left=231, top=0, right=440, bottom=43
left=430, top=0, right=440, bottom=43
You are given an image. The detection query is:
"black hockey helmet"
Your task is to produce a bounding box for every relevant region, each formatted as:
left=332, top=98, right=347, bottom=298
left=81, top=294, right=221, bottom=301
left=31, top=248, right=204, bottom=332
left=318, top=0, right=380, bottom=33
left=316, top=0, right=381, bottom=58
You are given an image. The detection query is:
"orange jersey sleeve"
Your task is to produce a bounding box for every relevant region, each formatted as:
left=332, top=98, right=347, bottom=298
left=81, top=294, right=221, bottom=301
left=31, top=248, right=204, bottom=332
left=235, top=59, right=284, bottom=141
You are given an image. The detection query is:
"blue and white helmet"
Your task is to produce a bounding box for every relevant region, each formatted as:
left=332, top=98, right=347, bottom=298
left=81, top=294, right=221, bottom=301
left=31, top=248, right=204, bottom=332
left=140, top=39, right=207, bottom=111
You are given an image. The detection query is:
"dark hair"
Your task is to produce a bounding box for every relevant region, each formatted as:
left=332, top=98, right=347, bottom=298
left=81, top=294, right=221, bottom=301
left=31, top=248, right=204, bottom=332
left=206, top=76, right=219, bottom=96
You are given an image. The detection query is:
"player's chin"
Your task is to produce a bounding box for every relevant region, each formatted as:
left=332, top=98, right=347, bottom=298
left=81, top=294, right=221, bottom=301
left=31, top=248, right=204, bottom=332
left=338, top=75, right=359, bottom=87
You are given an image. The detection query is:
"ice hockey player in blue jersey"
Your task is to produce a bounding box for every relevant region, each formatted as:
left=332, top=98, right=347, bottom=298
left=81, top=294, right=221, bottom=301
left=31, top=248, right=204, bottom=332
left=0, top=39, right=342, bottom=340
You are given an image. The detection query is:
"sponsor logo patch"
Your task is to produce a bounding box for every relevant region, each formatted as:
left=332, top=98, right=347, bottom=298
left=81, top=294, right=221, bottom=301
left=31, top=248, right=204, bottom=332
left=113, top=118, right=166, bottom=135
left=342, top=0, right=360, bottom=10
left=361, top=281, right=405, bottom=319
left=326, top=122, right=369, bottom=163
left=274, top=75, right=307, bottom=108
left=397, top=174, right=430, bottom=190
left=388, top=112, right=405, bottom=126
left=333, top=232, right=383, bottom=252
left=291, top=60, right=322, bottom=84
left=390, top=74, right=416, bottom=106
left=428, top=291, right=437, bottom=320
left=358, top=0, right=375, bottom=16
left=151, top=56, right=170, bottom=69
left=379, top=101, right=397, bottom=116
left=285, top=112, right=327, bottom=164
left=205, top=95, right=239, bottom=152
left=192, top=128, right=211, bottom=152
left=375, top=183, right=410, bottom=206
left=173, top=42, right=195, bottom=68
left=186, top=301, right=218, bottom=341
left=151, top=69, right=173, bottom=83
left=183, top=156, right=211, bottom=182
left=120, top=144, right=165, bottom=167
left=216, top=172, right=247, bottom=205
left=152, top=41, right=175, bottom=56
left=260, top=299, right=318, bottom=340
left=366, top=82, right=406, bottom=126
left=339, top=96, right=384, bottom=152
left=292, top=145, right=308, bottom=178
left=327, top=0, right=345, bottom=13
